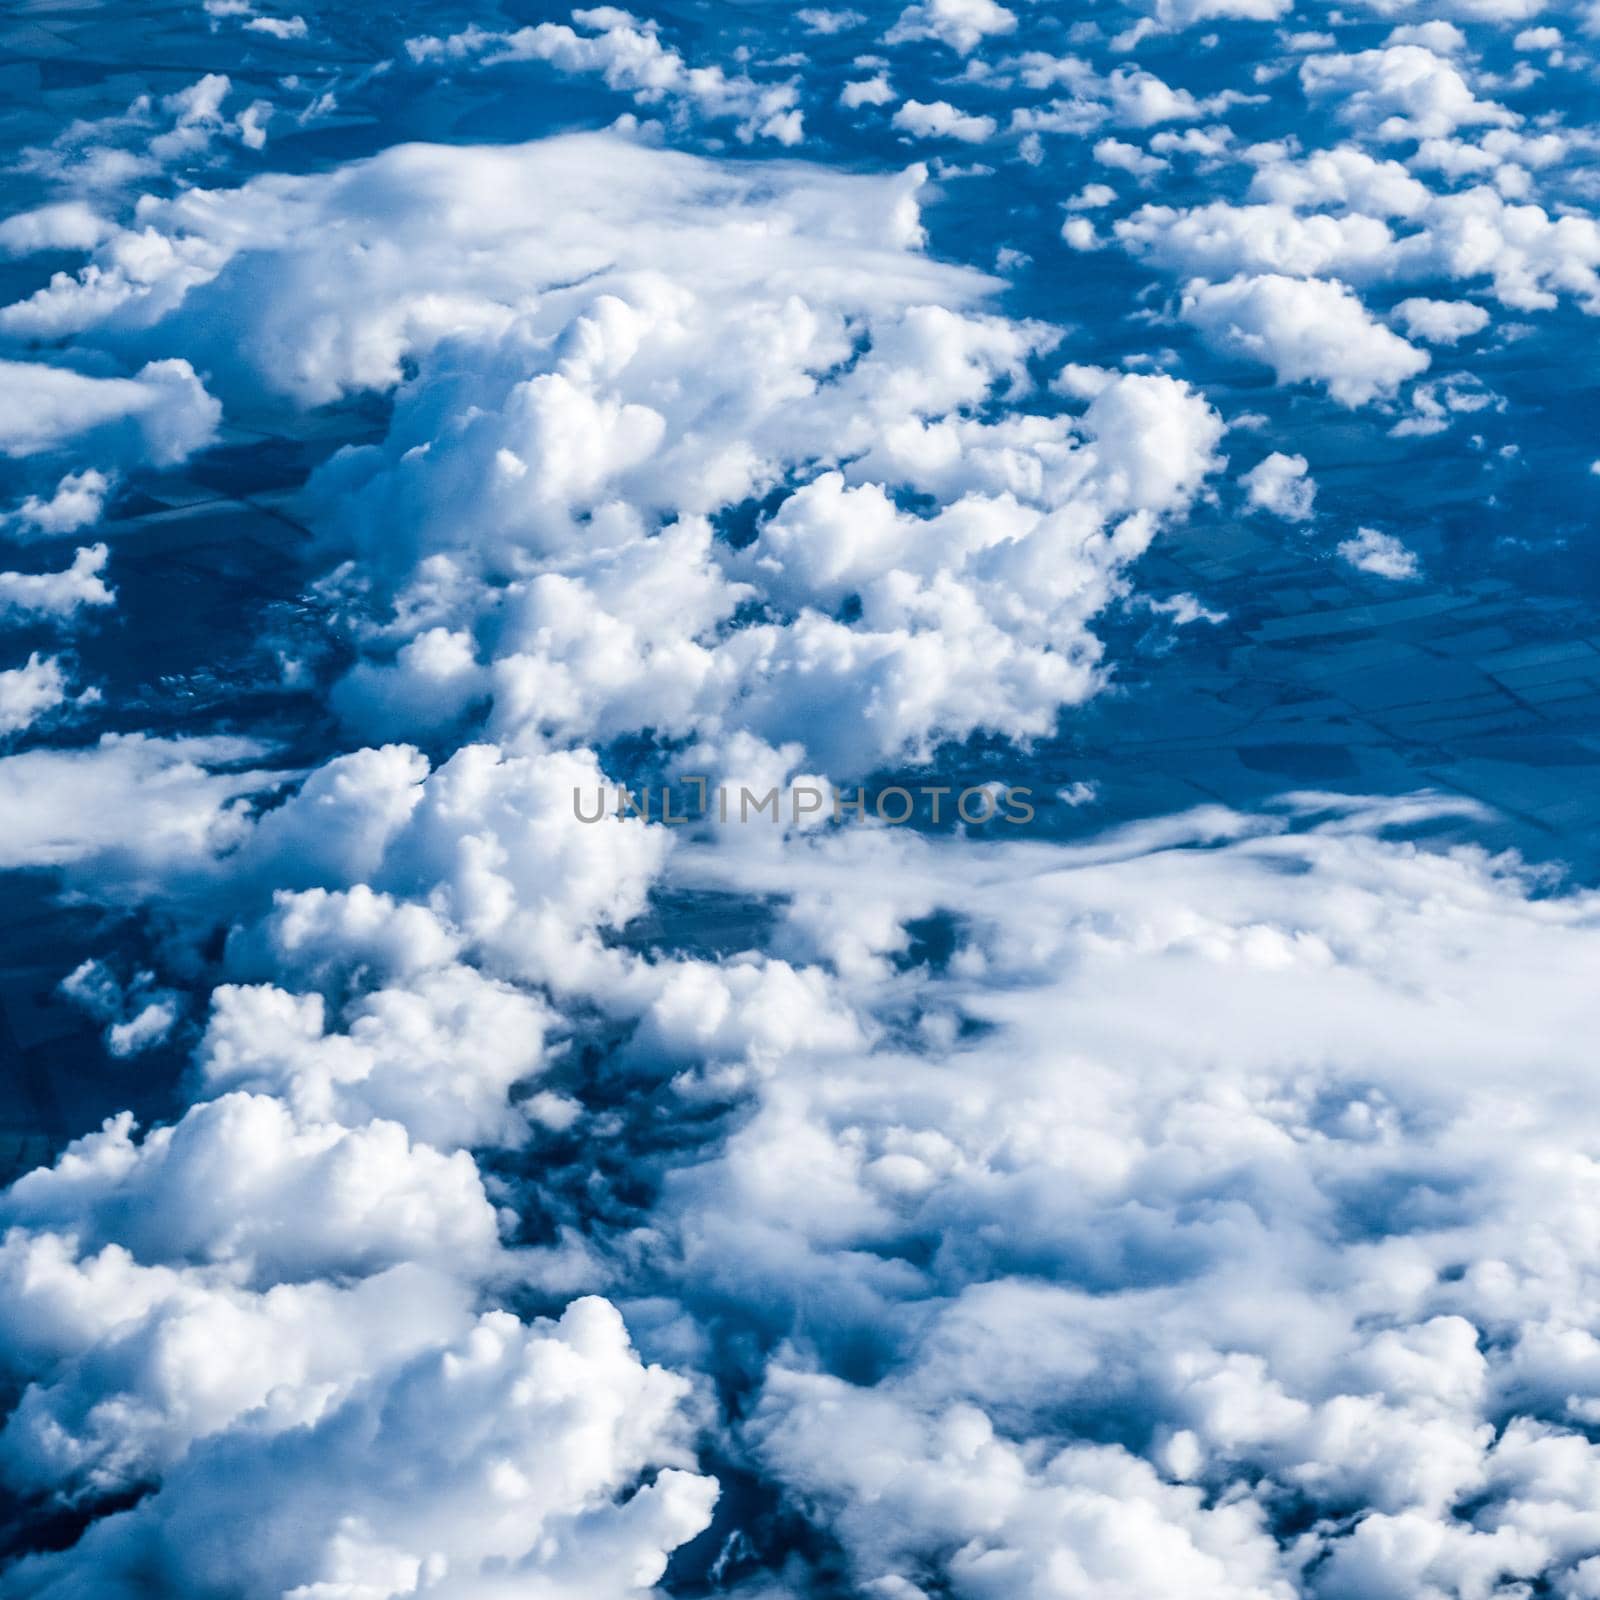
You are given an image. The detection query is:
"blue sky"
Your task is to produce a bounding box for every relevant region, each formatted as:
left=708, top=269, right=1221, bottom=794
left=1, top=1, right=1599, bottom=1596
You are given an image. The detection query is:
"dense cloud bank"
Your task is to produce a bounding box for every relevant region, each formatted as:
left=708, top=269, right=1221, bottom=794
left=2, top=0, right=1600, bottom=1596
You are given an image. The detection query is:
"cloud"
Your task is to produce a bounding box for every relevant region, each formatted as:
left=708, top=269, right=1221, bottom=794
left=0, top=734, right=279, bottom=876
left=625, top=803, right=1600, bottom=1594
left=17, top=133, right=964, bottom=405
left=405, top=11, right=802, bottom=145
left=1240, top=451, right=1316, bottom=519
left=884, top=0, right=1017, bottom=55
left=0, top=545, right=115, bottom=623
left=1137, top=0, right=1291, bottom=30
left=891, top=98, right=998, bottom=142
left=1115, top=201, right=1398, bottom=279
left=1103, top=67, right=1256, bottom=128
left=1299, top=46, right=1517, bottom=141
left=10, top=73, right=271, bottom=191
left=1094, top=137, right=1168, bottom=179
left=0, top=1298, right=716, bottom=1598
left=750, top=1372, right=1296, bottom=1599
left=2, top=1093, right=503, bottom=1284
left=0, top=361, right=219, bottom=464
left=799, top=8, right=865, bottom=33
left=1247, top=147, right=1434, bottom=218
left=243, top=13, right=306, bottom=37
left=2, top=471, right=112, bottom=538
left=1181, top=274, right=1430, bottom=405
left=1338, top=525, right=1420, bottom=577
left=59, top=960, right=180, bottom=1058
left=1392, top=296, right=1492, bottom=342
left=1402, top=187, right=1600, bottom=314
left=5, top=11, right=1600, bottom=1597
left=25, top=133, right=1228, bottom=777
left=0, top=203, right=110, bottom=256
left=0, top=655, right=75, bottom=737
left=0, top=1238, right=472, bottom=1501
left=195, top=964, right=554, bottom=1152
left=1126, top=160, right=1600, bottom=318
left=841, top=73, right=895, bottom=108
left=1062, top=216, right=1103, bottom=250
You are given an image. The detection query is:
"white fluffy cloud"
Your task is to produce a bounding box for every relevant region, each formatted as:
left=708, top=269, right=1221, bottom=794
left=0, top=545, right=114, bottom=622
left=1299, top=46, right=1516, bottom=141
left=1392, top=296, right=1491, bottom=342
left=2, top=471, right=112, bottom=538
left=841, top=72, right=895, bottom=108
left=1107, top=158, right=1600, bottom=324
left=892, top=99, right=997, bottom=142
left=6, top=12, right=1600, bottom=1596
left=0, top=203, right=110, bottom=256
left=2, top=1093, right=502, bottom=1283
left=8, top=134, right=1227, bottom=777
left=0, top=734, right=279, bottom=877
left=0, top=1297, right=715, bottom=1598
left=1247, top=147, right=1434, bottom=218
left=635, top=804, right=1600, bottom=1595
left=1115, top=201, right=1398, bottom=279
left=751, top=1375, right=1296, bottom=1599
left=1338, top=525, right=1420, bottom=577
left=1182, top=274, right=1430, bottom=405
left=0, top=1238, right=470, bottom=1501
left=11, top=72, right=270, bottom=192
left=1240, top=451, right=1316, bottom=520
left=196, top=966, right=553, bottom=1151
left=1094, top=136, right=1168, bottom=179
left=885, top=0, right=1017, bottom=54
left=0, top=655, right=75, bottom=737
left=405, top=9, right=802, bottom=144
left=1139, top=0, right=1291, bottom=28
left=0, top=360, right=218, bottom=464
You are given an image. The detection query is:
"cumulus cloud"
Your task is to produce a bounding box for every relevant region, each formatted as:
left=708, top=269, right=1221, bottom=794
left=1299, top=45, right=1516, bottom=141
left=0, top=655, right=75, bottom=737
left=243, top=13, right=306, bottom=37
left=1115, top=201, right=1398, bottom=278
left=7, top=11, right=1600, bottom=1598
left=59, top=960, right=179, bottom=1058
left=884, top=0, right=1017, bottom=54
left=2, top=471, right=112, bottom=538
left=1338, top=525, right=1420, bottom=577
left=1392, top=296, right=1492, bottom=342
left=840, top=73, right=895, bottom=108
left=891, top=98, right=997, bottom=141
left=0, top=545, right=115, bottom=623
left=1137, top=0, right=1291, bottom=30
left=196, top=965, right=553, bottom=1151
left=1247, top=146, right=1434, bottom=218
left=404, top=10, right=803, bottom=144
left=750, top=1375, right=1296, bottom=1599
left=0, top=1298, right=715, bottom=1597
left=1094, top=136, right=1168, bottom=179
left=1124, top=158, right=1600, bottom=318
left=0, top=203, right=110, bottom=256
left=0, top=361, right=218, bottom=465
left=1181, top=274, right=1430, bottom=405
left=633, top=805, right=1600, bottom=1595
left=1103, top=66, right=1256, bottom=128
left=1240, top=451, right=1316, bottom=519
left=19, top=134, right=1228, bottom=777
left=0, top=734, right=279, bottom=877
left=2, top=1094, right=502, bottom=1283
left=11, top=72, right=271, bottom=192
left=799, top=7, right=865, bottom=32
left=0, top=1239, right=471, bottom=1501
